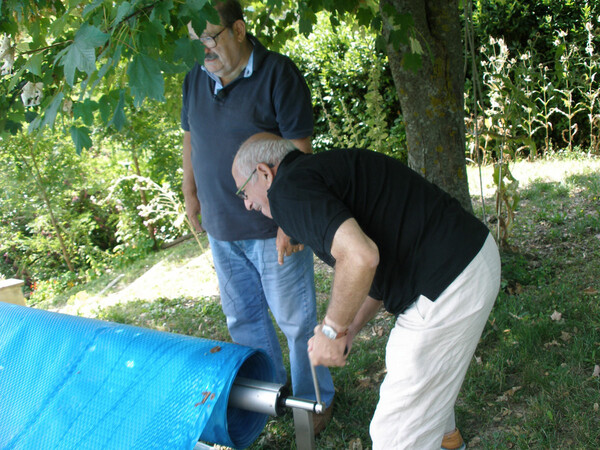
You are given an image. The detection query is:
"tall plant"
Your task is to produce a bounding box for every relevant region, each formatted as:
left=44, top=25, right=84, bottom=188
left=553, top=30, right=584, bottom=153
left=479, top=37, right=521, bottom=246
left=577, top=18, right=600, bottom=155
left=533, top=64, right=557, bottom=155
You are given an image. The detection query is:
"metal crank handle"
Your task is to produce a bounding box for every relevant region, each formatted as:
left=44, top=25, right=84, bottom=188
left=309, top=351, right=326, bottom=414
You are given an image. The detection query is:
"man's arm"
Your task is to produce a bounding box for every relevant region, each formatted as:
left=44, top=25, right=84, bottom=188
left=275, top=135, right=312, bottom=264
left=309, top=218, right=379, bottom=366
left=182, top=131, right=203, bottom=232
left=345, top=296, right=382, bottom=354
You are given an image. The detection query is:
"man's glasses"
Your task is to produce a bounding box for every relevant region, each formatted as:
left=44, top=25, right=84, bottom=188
left=199, top=27, right=228, bottom=48
left=235, top=168, right=257, bottom=200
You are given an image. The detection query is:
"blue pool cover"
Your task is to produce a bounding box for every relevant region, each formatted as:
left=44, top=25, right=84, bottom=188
left=0, top=302, right=275, bottom=449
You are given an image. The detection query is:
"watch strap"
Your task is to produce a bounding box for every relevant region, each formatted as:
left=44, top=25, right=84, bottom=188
left=322, top=321, right=348, bottom=339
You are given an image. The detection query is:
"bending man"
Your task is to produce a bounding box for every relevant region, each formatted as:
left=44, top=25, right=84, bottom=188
left=232, top=133, right=501, bottom=449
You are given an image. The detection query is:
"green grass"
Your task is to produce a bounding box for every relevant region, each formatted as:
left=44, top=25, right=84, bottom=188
left=37, top=156, right=600, bottom=449
left=467, top=158, right=600, bottom=449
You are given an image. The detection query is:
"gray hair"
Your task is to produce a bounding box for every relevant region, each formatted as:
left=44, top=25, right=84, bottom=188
left=234, top=133, right=297, bottom=179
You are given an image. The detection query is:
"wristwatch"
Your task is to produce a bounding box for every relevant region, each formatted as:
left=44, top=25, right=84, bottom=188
left=321, top=323, right=348, bottom=340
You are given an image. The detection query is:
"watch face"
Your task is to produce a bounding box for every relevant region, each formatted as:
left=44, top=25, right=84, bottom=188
left=322, top=324, right=337, bottom=340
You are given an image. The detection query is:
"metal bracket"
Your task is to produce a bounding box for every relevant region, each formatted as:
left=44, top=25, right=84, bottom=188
left=292, top=408, right=316, bottom=450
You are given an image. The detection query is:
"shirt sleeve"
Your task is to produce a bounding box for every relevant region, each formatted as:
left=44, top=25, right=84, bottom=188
left=270, top=55, right=314, bottom=140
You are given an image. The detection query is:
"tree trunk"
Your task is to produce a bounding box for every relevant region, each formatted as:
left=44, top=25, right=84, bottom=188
left=380, top=0, right=472, bottom=212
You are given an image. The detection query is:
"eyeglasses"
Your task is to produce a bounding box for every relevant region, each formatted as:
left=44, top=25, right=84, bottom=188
left=199, top=27, right=228, bottom=48
left=235, top=168, right=256, bottom=200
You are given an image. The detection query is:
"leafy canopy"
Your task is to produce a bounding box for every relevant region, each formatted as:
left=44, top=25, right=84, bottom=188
left=0, top=0, right=218, bottom=152
left=0, top=0, right=419, bottom=153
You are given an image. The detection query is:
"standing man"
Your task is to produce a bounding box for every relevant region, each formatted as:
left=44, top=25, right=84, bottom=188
left=180, top=0, right=335, bottom=432
left=232, top=133, right=501, bottom=450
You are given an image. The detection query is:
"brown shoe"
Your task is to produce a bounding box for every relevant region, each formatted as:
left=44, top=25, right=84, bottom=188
left=441, top=428, right=466, bottom=450
left=313, top=399, right=334, bottom=436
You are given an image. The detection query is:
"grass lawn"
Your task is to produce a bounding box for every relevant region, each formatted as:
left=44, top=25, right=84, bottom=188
left=37, top=156, right=600, bottom=449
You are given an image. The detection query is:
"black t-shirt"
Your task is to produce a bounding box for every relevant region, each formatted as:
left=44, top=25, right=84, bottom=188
left=268, top=149, right=489, bottom=316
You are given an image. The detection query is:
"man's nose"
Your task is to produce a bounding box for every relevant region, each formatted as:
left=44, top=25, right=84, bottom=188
left=244, top=199, right=252, bottom=210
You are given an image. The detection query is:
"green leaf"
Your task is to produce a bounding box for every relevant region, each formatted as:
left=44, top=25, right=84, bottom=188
left=186, top=0, right=209, bottom=11
left=174, top=37, right=204, bottom=67
left=137, top=20, right=165, bottom=52
left=151, top=0, right=174, bottom=23
left=82, top=0, right=103, bottom=18
left=41, top=93, right=65, bottom=129
left=180, top=0, right=218, bottom=25
left=60, top=24, right=109, bottom=86
left=299, top=8, right=316, bottom=36
left=27, top=115, right=42, bottom=134
left=8, top=67, right=25, bottom=92
left=25, top=111, right=38, bottom=124
left=382, top=4, right=396, bottom=21
left=389, top=29, right=408, bottom=50
left=99, top=94, right=113, bottom=124
left=110, top=90, right=126, bottom=131
left=127, top=54, right=165, bottom=107
left=113, top=1, right=133, bottom=26
left=73, top=99, right=96, bottom=126
left=78, top=23, right=110, bottom=48
left=24, top=53, right=44, bottom=77
left=397, top=13, right=414, bottom=30
left=4, top=119, right=23, bottom=135
left=356, top=6, right=374, bottom=28
left=86, top=55, right=117, bottom=96
left=189, top=17, right=207, bottom=38
left=50, top=11, right=69, bottom=36
left=402, top=52, right=421, bottom=73
left=69, top=125, right=93, bottom=154
left=200, top=2, right=220, bottom=25
left=159, top=59, right=188, bottom=75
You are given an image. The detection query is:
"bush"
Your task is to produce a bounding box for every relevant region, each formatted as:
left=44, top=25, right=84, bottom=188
left=282, top=14, right=407, bottom=160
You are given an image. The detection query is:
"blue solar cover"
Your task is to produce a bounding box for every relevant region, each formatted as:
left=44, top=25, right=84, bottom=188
left=0, top=302, right=274, bottom=449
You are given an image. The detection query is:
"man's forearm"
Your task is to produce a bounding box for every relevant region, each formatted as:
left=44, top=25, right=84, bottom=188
left=182, top=131, right=196, bottom=197
left=348, top=296, right=382, bottom=336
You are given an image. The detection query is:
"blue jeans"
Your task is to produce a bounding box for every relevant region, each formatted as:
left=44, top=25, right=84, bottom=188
left=207, top=235, right=335, bottom=406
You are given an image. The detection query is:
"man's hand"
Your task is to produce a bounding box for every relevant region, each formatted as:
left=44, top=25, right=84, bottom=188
left=184, top=194, right=204, bottom=233
left=308, top=325, right=348, bottom=367
left=276, top=227, right=304, bottom=265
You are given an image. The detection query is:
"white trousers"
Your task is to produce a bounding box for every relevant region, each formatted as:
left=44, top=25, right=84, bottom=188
left=370, top=234, right=501, bottom=449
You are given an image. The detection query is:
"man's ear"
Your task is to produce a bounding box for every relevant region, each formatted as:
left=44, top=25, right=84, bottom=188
left=232, top=19, right=246, bottom=42
left=256, top=162, right=274, bottom=187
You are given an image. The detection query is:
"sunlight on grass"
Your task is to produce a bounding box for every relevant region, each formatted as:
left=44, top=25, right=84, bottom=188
left=467, top=156, right=600, bottom=200
left=53, top=239, right=218, bottom=317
